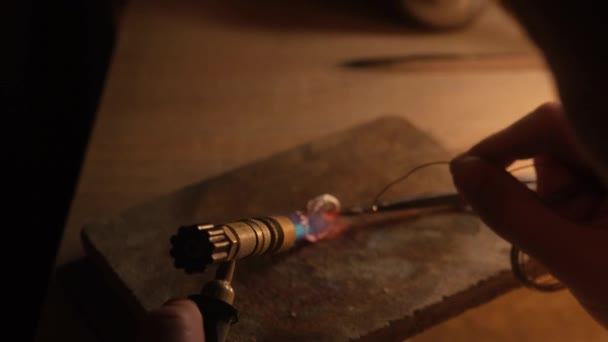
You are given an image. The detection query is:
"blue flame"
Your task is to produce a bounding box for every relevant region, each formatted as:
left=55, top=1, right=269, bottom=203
left=295, top=223, right=308, bottom=240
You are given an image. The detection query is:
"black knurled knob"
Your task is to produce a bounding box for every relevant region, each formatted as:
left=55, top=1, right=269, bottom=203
left=170, top=223, right=230, bottom=274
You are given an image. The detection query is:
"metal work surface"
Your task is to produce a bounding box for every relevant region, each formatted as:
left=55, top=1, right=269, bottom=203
left=82, top=117, right=517, bottom=341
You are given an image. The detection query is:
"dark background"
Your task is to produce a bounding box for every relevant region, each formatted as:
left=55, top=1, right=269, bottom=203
left=9, top=1, right=117, bottom=340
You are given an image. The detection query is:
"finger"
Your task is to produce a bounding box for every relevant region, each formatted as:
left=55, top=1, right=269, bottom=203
left=550, top=192, right=606, bottom=221
left=532, top=156, right=605, bottom=221
left=468, top=102, right=582, bottom=167
left=450, top=154, right=579, bottom=262
left=137, top=299, right=204, bottom=342
left=534, top=155, right=579, bottom=198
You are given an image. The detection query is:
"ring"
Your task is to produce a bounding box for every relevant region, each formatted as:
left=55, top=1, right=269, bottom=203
left=510, top=246, right=566, bottom=292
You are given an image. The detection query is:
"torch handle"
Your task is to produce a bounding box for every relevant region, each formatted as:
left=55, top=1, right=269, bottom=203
left=189, top=294, right=238, bottom=342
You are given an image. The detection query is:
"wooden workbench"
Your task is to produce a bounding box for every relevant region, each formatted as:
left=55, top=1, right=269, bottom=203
left=36, top=0, right=606, bottom=341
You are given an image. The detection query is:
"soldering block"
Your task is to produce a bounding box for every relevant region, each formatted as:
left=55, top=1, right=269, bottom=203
left=81, top=116, right=518, bottom=341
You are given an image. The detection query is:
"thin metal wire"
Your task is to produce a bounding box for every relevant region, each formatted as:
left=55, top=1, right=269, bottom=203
left=372, top=161, right=450, bottom=206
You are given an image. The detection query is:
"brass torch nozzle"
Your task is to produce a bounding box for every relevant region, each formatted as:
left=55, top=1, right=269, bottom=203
left=170, top=216, right=296, bottom=273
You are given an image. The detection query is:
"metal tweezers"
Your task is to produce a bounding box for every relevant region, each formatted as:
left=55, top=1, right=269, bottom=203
left=340, top=175, right=536, bottom=216
left=339, top=191, right=467, bottom=216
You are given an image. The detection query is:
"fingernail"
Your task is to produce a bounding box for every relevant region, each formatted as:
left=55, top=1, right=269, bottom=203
left=450, top=155, right=486, bottom=194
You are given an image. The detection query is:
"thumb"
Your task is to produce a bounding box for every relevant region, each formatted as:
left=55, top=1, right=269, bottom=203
left=450, top=155, right=576, bottom=262
left=137, top=299, right=205, bottom=342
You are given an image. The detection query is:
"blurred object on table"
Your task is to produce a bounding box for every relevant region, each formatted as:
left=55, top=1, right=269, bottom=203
left=397, top=0, right=488, bottom=30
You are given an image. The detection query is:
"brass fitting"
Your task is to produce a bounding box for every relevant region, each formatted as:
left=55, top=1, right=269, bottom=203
left=189, top=261, right=239, bottom=342
left=171, top=216, right=296, bottom=273
left=201, top=261, right=237, bottom=304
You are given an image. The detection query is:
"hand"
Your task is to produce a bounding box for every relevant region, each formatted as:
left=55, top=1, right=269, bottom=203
left=450, top=102, right=608, bottom=328
left=137, top=299, right=205, bottom=342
